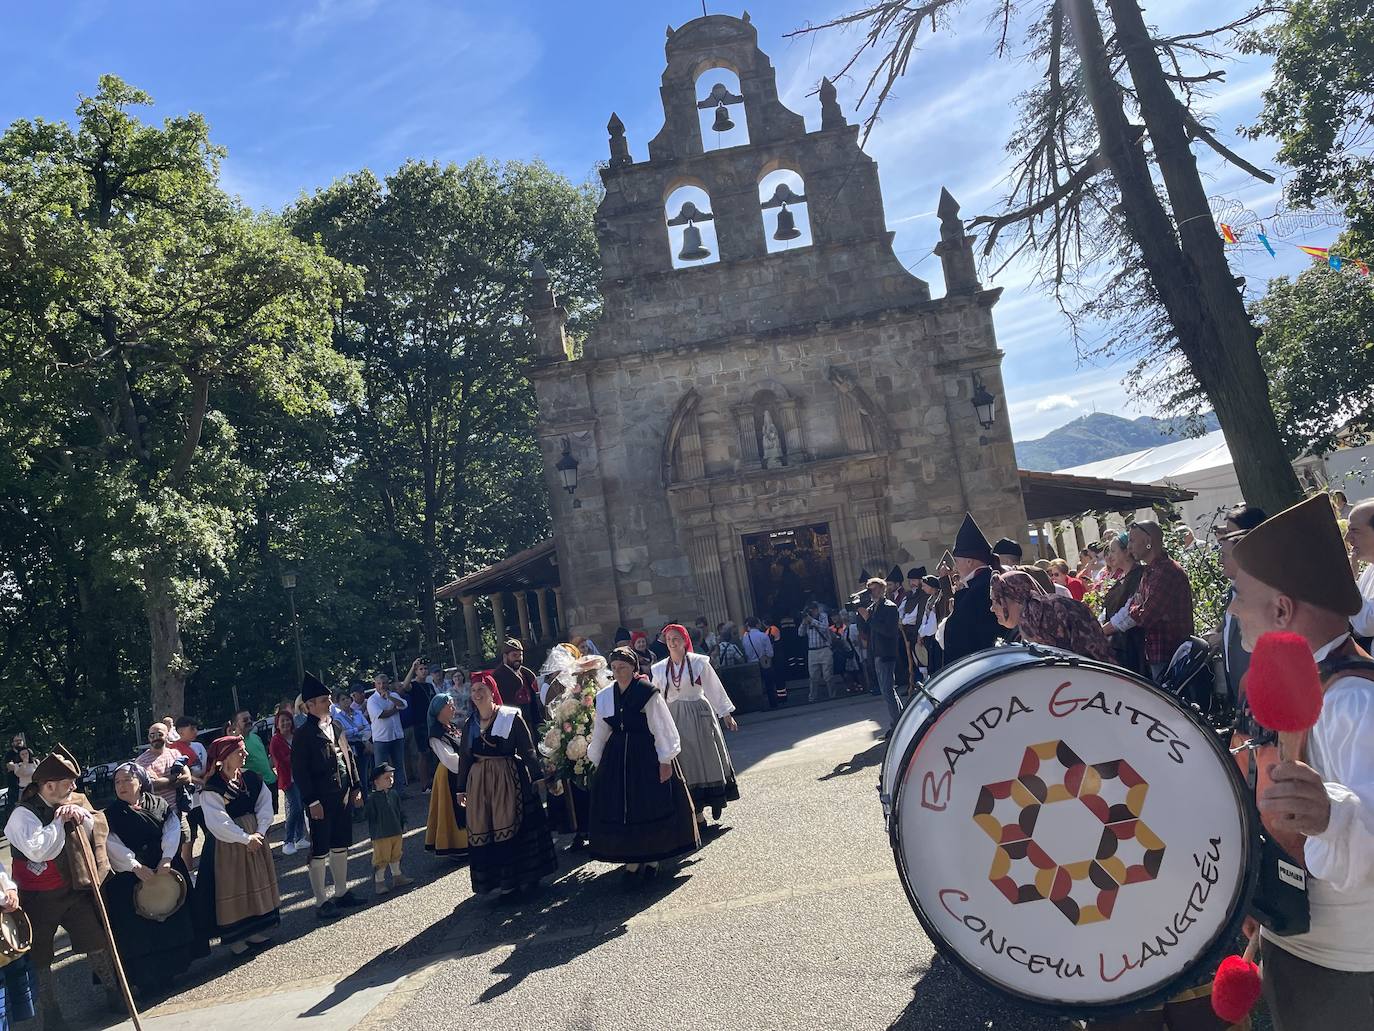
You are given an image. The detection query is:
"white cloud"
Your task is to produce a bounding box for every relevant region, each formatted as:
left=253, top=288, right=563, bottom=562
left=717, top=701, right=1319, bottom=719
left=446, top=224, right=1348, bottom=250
left=1035, top=394, right=1079, bottom=414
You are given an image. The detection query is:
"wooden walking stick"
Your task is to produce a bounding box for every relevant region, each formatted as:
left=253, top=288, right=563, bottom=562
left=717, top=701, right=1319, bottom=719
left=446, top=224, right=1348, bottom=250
left=70, top=820, right=143, bottom=1030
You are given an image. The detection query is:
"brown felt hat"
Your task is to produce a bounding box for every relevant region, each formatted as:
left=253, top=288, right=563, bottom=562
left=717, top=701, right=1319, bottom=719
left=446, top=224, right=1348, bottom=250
left=1233, top=492, right=1362, bottom=616
left=32, top=743, right=82, bottom=784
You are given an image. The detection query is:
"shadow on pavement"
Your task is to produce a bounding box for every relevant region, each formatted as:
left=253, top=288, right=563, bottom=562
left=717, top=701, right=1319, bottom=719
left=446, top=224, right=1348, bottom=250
left=730, top=695, right=883, bottom=775
left=817, top=740, right=887, bottom=782
left=470, top=861, right=693, bottom=1003
left=888, top=953, right=1065, bottom=1031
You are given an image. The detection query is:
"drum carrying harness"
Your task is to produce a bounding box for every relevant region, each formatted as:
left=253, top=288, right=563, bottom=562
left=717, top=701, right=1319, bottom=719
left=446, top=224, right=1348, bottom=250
left=1239, top=647, right=1374, bottom=937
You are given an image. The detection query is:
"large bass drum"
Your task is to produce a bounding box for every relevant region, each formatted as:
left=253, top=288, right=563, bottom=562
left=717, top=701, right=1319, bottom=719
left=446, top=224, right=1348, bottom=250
left=880, top=646, right=1256, bottom=1019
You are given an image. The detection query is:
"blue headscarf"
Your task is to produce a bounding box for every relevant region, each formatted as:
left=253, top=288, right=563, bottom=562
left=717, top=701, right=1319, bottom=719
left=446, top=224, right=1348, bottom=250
left=113, top=761, right=151, bottom=795
left=426, top=692, right=455, bottom=743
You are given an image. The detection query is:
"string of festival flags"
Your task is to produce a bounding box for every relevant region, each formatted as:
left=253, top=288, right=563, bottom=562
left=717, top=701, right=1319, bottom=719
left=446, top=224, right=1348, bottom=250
left=1218, top=220, right=1371, bottom=276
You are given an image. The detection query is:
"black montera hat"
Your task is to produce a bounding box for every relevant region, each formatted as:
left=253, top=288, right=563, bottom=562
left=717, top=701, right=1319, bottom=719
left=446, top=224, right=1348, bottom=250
left=992, top=537, right=1023, bottom=560
left=301, top=672, right=330, bottom=703
left=952, top=513, right=995, bottom=564
left=907, top=566, right=927, bottom=580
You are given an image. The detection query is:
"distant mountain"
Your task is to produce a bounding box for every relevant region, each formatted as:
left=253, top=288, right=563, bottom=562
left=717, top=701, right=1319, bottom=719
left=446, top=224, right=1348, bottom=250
left=1015, top=412, right=1221, bottom=472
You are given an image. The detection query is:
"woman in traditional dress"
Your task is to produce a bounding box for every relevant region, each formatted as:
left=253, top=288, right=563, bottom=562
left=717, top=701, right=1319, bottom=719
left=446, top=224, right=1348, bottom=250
left=454, top=678, right=556, bottom=900
left=102, top=762, right=206, bottom=994
left=587, top=648, right=699, bottom=882
left=651, top=624, right=739, bottom=829
left=990, top=570, right=1114, bottom=663
left=193, top=736, right=280, bottom=954
left=424, top=692, right=469, bottom=859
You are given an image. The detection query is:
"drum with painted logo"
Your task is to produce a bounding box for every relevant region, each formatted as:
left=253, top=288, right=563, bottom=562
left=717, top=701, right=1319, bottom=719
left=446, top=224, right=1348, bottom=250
left=880, top=645, right=1257, bottom=1019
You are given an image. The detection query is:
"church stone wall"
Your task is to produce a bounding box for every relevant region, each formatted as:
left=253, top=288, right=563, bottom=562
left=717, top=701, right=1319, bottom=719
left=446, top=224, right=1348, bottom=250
left=527, top=14, right=1028, bottom=645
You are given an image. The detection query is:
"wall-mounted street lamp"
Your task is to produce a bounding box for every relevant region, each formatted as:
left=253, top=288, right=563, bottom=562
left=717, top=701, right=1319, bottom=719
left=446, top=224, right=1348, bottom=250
left=971, top=373, right=998, bottom=431
left=555, top=437, right=581, bottom=508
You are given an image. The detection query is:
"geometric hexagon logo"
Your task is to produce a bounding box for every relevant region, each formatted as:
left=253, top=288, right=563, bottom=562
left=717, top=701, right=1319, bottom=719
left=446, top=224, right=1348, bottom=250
left=971, top=739, right=1166, bottom=926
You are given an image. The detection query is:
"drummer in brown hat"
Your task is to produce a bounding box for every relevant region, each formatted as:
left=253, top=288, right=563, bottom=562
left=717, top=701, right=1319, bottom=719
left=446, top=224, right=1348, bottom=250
left=942, top=513, right=1005, bottom=665
left=2, top=744, right=120, bottom=1026
left=1228, top=492, right=1374, bottom=1028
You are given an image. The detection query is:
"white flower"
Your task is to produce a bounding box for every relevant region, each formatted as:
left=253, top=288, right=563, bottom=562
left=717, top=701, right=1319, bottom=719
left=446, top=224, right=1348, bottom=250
left=559, top=695, right=581, bottom=719
left=542, top=726, right=561, bottom=753
left=566, top=735, right=588, bottom=761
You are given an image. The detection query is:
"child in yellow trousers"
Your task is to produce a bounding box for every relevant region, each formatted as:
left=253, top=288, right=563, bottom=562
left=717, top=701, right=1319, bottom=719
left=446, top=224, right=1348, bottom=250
left=363, top=763, right=412, bottom=894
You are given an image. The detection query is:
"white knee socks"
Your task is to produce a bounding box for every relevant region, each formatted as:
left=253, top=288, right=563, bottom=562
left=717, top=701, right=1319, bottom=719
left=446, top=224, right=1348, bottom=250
left=329, top=848, right=349, bottom=897
left=308, top=856, right=329, bottom=906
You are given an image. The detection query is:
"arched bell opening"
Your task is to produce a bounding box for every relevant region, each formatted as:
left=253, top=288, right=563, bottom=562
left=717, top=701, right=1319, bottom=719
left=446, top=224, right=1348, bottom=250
left=758, top=169, right=812, bottom=253
left=664, top=184, right=720, bottom=269
left=694, top=67, right=749, bottom=151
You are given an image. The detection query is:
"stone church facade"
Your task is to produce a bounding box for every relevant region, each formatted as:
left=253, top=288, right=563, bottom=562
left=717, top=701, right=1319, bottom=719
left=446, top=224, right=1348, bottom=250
left=527, top=13, right=1028, bottom=645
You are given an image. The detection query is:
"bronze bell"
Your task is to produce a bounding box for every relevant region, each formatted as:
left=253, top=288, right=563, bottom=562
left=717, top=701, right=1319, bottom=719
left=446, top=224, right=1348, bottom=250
left=678, top=222, right=710, bottom=261
left=773, top=205, right=802, bottom=242
left=711, top=102, right=734, bottom=133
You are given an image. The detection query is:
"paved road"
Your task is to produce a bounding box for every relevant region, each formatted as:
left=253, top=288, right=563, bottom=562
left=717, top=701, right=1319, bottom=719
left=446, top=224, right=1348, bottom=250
left=48, top=696, right=1068, bottom=1031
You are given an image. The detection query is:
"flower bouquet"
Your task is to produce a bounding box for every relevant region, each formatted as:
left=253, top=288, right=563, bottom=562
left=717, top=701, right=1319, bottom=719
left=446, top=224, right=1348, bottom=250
left=536, top=650, right=607, bottom=788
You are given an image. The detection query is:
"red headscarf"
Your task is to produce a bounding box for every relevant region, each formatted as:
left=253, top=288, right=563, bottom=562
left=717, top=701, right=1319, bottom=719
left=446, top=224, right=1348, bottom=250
left=662, top=624, right=692, bottom=651
left=471, top=671, right=504, bottom=706
left=206, top=735, right=244, bottom=773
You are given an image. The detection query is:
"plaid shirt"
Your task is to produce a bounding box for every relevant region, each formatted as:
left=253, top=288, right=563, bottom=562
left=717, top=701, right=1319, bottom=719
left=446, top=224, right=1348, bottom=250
left=1128, top=555, right=1195, bottom=663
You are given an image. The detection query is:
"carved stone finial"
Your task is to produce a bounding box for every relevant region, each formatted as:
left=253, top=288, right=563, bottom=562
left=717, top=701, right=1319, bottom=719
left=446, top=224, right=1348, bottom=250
left=934, top=187, right=980, bottom=294
left=937, top=187, right=963, bottom=241
left=742, top=10, right=751, bottom=22
left=666, top=24, right=675, bottom=38
left=527, top=254, right=556, bottom=314
left=819, top=77, right=845, bottom=131
left=607, top=112, right=632, bottom=168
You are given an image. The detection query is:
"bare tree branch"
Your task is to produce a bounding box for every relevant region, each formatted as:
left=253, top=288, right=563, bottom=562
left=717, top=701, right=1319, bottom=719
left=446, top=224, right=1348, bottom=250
left=1183, top=111, right=1277, bottom=182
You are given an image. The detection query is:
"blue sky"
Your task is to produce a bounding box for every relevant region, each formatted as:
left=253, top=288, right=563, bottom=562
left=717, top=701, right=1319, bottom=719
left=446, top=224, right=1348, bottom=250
left=3, top=1, right=1337, bottom=443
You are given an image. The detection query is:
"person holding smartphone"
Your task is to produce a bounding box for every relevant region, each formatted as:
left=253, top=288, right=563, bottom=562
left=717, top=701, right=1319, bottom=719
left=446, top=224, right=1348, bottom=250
left=366, top=671, right=408, bottom=792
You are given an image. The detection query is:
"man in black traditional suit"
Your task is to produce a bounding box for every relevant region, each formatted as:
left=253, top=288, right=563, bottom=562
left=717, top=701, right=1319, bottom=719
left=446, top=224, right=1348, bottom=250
left=291, top=673, right=362, bottom=921
left=942, top=513, right=1005, bottom=665
left=492, top=638, right=545, bottom=737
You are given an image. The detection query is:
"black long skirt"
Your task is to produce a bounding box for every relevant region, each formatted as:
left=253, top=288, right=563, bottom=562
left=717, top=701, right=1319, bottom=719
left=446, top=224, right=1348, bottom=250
left=588, top=732, right=700, bottom=865
left=104, top=856, right=207, bottom=992
left=468, top=764, right=557, bottom=894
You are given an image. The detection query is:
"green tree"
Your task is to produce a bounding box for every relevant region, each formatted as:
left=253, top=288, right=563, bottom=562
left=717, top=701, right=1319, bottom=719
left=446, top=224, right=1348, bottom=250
left=1245, top=0, right=1374, bottom=251
left=794, top=2, right=1304, bottom=512
left=288, top=158, right=601, bottom=649
left=1252, top=263, right=1374, bottom=456
left=0, top=76, right=359, bottom=719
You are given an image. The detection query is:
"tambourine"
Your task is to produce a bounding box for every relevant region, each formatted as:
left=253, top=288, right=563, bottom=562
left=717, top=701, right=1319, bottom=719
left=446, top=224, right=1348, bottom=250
left=133, top=867, right=188, bottom=922
left=881, top=645, right=1257, bottom=1019
left=0, top=907, right=33, bottom=968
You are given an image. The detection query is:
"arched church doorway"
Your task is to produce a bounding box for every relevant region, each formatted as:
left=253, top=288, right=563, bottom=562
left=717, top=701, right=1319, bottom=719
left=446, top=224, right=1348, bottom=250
left=741, top=523, right=839, bottom=681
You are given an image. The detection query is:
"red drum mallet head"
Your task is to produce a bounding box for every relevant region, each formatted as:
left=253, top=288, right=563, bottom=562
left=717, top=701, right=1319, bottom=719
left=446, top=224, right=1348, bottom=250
left=1211, top=953, right=1263, bottom=1022
left=1245, top=631, right=1323, bottom=733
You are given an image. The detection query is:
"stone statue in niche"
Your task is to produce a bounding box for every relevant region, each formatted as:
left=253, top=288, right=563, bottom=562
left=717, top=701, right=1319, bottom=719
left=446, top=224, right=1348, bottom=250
left=760, top=410, right=785, bottom=468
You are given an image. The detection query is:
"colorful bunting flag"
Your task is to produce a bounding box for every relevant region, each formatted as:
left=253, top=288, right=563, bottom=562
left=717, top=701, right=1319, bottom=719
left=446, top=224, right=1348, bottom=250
left=1329, top=255, right=1343, bottom=270
left=1358, top=260, right=1370, bottom=277
left=1298, top=245, right=1330, bottom=259
left=1256, top=229, right=1276, bottom=257
left=1219, top=223, right=1238, bottom=243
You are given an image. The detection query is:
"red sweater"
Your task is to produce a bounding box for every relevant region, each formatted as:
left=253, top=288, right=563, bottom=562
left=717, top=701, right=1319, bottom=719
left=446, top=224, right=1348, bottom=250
left=268, top=733, right=294, bottom=792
